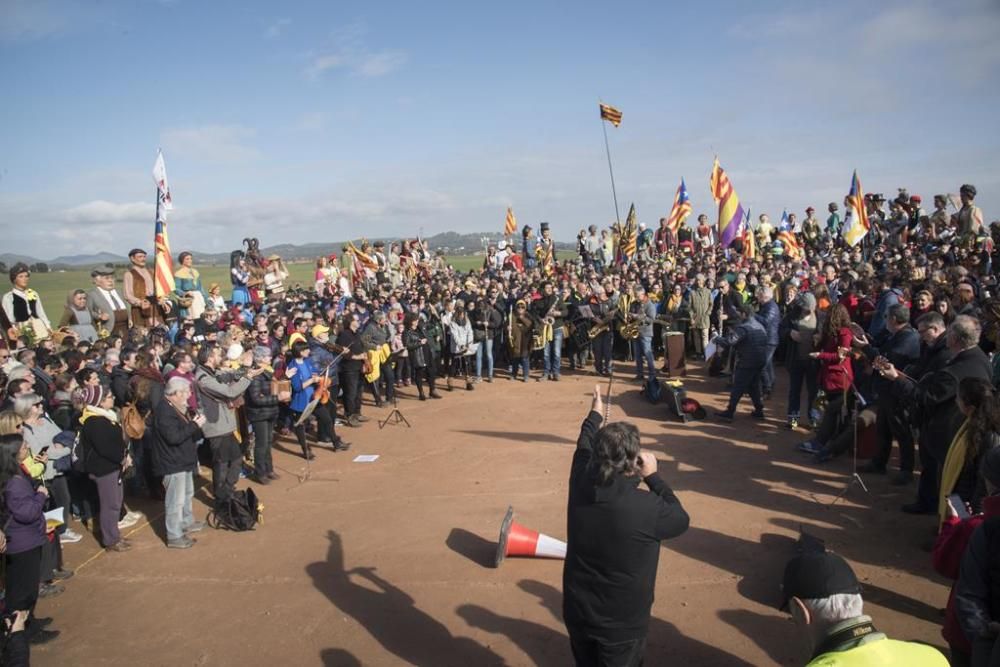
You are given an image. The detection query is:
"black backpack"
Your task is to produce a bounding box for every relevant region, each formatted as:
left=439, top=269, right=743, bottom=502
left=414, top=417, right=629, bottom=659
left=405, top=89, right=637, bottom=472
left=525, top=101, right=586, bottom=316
left=209, top=488, right=261, bottom=531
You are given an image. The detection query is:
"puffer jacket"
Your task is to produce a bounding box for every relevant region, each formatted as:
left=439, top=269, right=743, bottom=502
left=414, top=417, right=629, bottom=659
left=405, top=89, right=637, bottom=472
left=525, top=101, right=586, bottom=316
left=245, top=369, right=280, bottom=423
left=754, top=299, right=781, bottom=346
left=716, top=316, right=769, bottom=368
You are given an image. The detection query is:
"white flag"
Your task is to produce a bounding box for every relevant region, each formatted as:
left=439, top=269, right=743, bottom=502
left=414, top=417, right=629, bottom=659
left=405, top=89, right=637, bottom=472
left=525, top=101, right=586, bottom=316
left=152, top=149, right=173, bottom=222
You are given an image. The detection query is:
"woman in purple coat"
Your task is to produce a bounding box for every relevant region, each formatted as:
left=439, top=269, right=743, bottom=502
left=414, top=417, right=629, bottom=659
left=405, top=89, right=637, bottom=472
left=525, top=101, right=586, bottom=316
left=0, top=433, right=59, bottom=644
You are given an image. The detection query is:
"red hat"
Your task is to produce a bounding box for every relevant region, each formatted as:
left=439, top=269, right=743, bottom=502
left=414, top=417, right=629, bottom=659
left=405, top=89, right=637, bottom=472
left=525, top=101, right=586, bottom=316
left=680, top=398, right=706, bottom=420
left=805, top=206, right=815, bottom=213
left=910, top=194, right=922, bottom=203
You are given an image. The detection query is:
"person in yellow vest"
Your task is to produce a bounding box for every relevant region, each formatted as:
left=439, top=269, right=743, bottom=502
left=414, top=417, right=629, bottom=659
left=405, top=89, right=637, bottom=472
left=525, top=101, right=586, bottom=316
left=782, top=550, right=948, bottom=666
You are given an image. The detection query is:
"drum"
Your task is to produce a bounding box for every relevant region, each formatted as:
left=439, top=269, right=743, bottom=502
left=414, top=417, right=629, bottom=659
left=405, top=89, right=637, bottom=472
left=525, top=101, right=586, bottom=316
left=663, top=331, right=686, bottom=377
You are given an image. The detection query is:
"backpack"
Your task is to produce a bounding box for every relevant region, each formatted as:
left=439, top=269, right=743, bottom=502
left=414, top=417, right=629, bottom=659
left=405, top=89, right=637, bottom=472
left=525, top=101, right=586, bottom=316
left=641, top=376, right=662, bottom=404
left=209, top=488, right=261, bottom=532
left=121, top=402, right=147, bottom=440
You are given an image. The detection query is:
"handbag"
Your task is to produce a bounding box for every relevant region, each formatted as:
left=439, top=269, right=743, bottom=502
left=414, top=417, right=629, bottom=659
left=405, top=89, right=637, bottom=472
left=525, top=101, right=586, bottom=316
left=270, top=379, right=291, bottom=396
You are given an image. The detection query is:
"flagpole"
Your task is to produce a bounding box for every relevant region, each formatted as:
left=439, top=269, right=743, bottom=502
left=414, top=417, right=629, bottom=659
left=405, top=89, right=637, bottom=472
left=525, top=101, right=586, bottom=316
left=600, top=112, right=621, bottom=225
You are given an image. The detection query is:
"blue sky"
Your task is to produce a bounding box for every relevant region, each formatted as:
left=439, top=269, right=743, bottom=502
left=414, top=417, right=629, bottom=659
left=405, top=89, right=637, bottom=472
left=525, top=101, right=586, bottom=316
left=2, top=0, right=999, bottom=258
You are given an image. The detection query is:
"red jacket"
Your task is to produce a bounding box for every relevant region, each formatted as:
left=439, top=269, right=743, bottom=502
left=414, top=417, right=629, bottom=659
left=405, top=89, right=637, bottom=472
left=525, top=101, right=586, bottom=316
left=932, top=494, right=1000, bottom=652
left=817, top=326, right=854, bottom=392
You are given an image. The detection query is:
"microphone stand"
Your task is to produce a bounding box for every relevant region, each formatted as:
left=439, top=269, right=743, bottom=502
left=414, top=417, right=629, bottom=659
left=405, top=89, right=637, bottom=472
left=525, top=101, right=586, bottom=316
left=811, top=382, right=869, bottom=508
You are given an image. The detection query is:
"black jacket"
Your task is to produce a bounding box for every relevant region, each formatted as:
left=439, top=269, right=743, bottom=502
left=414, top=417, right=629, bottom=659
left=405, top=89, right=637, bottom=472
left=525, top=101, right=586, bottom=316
left=754, top=300, right=781, bottom=346
left=245, top=370, right=279, bottom=423
left=894, top=345, right=992, bottom=458
left=865, top=325, right=920, bottom=399
left=717, top=316, right=769, bottom=369
left=80, top=414, right=127, bottom=477
left=110, top=366, right=134, bottom=408
left=151, top=399, right=202, bottom=476
left=563, top=412, right=689, bottom=642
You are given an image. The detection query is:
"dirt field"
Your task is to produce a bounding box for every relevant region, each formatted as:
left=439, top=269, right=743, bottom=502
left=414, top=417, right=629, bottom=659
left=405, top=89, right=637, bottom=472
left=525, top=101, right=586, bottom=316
left=34, top=361, right=950, bottom=666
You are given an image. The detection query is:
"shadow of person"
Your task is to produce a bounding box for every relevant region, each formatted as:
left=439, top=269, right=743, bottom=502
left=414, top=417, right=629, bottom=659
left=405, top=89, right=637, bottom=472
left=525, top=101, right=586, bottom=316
left=717, top=608, right=801, bottom=665
left=457, top=604, right=570, bottom=665
left=446, top=528, right=497, bottom=568
left=307, top=530, right=505, bottom=667
left=319, top=647, right=362, bottom=666
left=517, top=579, right=756, bottom=666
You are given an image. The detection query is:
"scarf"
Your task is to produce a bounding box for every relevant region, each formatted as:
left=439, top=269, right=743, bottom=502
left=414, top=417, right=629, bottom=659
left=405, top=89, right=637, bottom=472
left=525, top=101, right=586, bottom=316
left=939, top=418, right=971, bottom=526
left=81, top=405, right=119, bottom=425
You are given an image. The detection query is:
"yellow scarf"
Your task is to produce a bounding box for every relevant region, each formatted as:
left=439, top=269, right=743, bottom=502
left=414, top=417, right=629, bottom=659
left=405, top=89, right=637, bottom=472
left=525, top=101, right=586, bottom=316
left=939, top=418, right=971, bottom=527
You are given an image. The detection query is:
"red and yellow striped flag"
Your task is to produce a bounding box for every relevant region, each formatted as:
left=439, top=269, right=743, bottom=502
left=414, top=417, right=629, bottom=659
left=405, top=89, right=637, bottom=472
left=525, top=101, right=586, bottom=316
left=504, top=207, right=517, bottom=236
left=151, top=150, right=176, bottom=298
left=599, top=103, right=622, bottom=127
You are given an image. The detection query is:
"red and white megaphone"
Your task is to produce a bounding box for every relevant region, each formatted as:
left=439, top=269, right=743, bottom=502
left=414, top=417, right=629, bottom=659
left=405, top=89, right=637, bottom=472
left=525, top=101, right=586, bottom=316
left=494, top=506, right=566, bottom=567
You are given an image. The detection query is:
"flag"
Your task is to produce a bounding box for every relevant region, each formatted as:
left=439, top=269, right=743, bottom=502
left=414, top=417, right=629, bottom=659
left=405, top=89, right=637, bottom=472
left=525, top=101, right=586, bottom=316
left=665, top=178, right=692, bottom=233
left=709, top=157, right=745, bottom=248
left=742, top=208, right=756, bottom=260
left=777, top=210, right=803, bottom=260
left=152, top=150, right=176, bottom=298
left=599, top=103, right=622, bottom=127
left=504, top=207, right=517, bottom=236
left=618, top=203, right=638, bottom=261
left=347, top=241, right=378, bottom=271
left=843, top=170, right=870, bottom=247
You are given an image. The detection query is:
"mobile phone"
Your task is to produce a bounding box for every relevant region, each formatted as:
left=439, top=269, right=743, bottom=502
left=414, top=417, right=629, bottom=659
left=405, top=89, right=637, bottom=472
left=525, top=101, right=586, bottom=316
left=38, top=446, right=49, bottom=456
left=947, top=493, right=970, bottom=519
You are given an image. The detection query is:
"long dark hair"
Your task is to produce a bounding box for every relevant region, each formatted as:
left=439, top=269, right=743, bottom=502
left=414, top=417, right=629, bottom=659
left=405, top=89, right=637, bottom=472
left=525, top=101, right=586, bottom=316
left=821, top=303, right=851, bottom=345
left=959, top=377, right=1000, bottom=463
left=0, top=434, right=26, bottom=517
left=591, top=422, right=641, bottom=486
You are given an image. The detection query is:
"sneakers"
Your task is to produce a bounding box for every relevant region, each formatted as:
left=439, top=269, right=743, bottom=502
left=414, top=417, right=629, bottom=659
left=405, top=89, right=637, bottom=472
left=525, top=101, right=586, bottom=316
left=29, top=628, right=60, bottom=645
left=38, top=583, right=64, bottom=598
left=106, top=541, right=131, bottom=553
left=332, top=439, right=351, bottom=452
left=60, top=529, right=83, bottom=544
left=798, top=440, right=821, bottom=454
left=51, top=568, right=74, bottom=581
left=185, top=521, right=206, bottom=534
left=167, top=537, right=195, bottom=549
left=786, top=417, right=798, bottom=430
left=118, top=511, right=142, bottom=529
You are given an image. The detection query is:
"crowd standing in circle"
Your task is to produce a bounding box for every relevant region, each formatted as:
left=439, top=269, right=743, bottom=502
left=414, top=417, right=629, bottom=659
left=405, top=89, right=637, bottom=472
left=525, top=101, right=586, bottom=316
left=0, top=183, right=996, bottom=665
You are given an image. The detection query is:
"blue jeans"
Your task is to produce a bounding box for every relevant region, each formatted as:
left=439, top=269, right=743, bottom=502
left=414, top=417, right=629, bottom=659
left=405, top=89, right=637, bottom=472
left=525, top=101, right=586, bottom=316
left=544, top=327, right=564, bottom=377
left=162, top=471, right=195, bottom=542
left=761, top=344, right=777, bottom=393
left=633, top=335, right=655, bottom=379
left=512, top=357, right=530, bottom=379
left=476, top=337, right=494, bottom=379
left=786, top=357, right=818, bottom=419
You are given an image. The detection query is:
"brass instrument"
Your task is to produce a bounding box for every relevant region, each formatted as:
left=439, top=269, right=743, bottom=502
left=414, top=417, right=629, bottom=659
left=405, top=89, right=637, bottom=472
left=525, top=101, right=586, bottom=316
left=587, top=306, right=618, bottom=340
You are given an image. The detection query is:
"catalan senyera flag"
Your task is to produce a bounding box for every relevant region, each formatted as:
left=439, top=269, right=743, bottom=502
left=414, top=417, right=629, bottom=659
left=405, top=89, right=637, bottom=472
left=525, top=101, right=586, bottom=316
left=741, top=208, right=756, bottom=260
left=843, top=170, right=870, bottom=247
left=619, top=203, right=638, bottom=261
left=665, top=178, right=692, bottom=233
left=599, top=103, right=622, bottom=127
left=504, top=207, right=517, bottom=236
left=777, top=210, right=803, bottom=260
left=152, top=150, right=176, bottom=298
left=347, top=241, right=379, bottom=271
left=709, top=157, right=745, bottom=248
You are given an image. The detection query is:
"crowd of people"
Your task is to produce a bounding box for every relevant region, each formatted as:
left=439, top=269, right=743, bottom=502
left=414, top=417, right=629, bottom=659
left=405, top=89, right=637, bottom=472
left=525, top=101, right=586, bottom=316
left=0, top=182, right=997, bottom=665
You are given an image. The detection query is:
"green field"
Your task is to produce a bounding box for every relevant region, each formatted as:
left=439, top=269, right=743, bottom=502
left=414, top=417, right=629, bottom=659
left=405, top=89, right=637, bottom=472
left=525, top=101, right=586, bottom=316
left=26, top=256, right=485, bottom=313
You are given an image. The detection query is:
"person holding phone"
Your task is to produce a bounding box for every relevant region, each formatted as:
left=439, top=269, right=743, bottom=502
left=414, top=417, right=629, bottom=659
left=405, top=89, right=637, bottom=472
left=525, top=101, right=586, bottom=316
left=562, top=385, right=689, bottom=665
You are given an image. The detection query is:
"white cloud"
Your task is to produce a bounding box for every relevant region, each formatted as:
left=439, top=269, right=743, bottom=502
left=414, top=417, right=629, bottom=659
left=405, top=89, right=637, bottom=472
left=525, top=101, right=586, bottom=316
left=356, top=51, right=407, bottom=77
left=61, top=200, right=154, bottom=224
left=160, top=125, right=260, bottom=163
left=303, top=21, right=407, bottom=79
left=0, top=0, right=68, bottom=42
left=305, top=54, right=345, bottom=80
left=293, top=112, right=329, bottom=132
left=264, top=17, right=291, bottom=39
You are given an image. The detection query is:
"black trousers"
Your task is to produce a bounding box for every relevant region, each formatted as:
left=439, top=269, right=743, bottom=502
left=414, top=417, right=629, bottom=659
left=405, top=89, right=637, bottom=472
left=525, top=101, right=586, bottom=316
left=339, top=369, right=362, bottom=417
left=5, top=546, right=42, bottom=612
left=725, top=364, right=765, bottom=413
left=593, top=332, right=612, bottom=373
left=251, top=419, right=275, bottom=477
left=568, top=628, right=646, bottom=667
left=872, top=396, right=914, bottom=472
left=293, top=401, right=336, bottom=451
left=916, top=438, right=941, bottom=510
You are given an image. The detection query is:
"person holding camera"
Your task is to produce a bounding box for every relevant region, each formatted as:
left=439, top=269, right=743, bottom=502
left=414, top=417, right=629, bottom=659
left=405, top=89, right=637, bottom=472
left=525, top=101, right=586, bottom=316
left=563, top=386, right=689, bottom=666
left=153, top=377, right=206, bottom=549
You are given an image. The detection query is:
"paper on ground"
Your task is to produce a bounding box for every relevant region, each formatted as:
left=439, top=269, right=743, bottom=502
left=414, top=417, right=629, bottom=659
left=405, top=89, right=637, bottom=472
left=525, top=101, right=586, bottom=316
left=353, top=455, right=380, bottom=463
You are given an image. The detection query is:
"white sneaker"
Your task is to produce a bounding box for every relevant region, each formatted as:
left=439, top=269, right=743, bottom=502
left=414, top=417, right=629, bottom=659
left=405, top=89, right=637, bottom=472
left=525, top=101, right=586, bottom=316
left=61, top=529, right=83, bottom=544
left=118, top=516, right=139, bottom=529
left=125, top=510, right=143, bottom=522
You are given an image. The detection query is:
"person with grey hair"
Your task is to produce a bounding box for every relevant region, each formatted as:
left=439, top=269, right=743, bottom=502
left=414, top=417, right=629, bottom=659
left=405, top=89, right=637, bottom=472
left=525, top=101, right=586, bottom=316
left=152, top=376, right=207, bottom=549
left=878, top=314, right=992, bottom=515
left=754, top=285, right=780, bottom=399
left=687, top=274, right=712, bottom=359
left=628, top=285, right=657, bottom=383
left=782, top=549, right=947, bottom=665
left=244, top=346, right=290, bottom=485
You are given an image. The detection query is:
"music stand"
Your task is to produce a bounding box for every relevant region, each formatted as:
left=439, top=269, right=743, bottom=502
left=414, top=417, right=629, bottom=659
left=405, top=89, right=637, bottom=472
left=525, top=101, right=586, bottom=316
left=811, top=384, right=869, bottom=508
left=379, top=392, right=410, bottom=429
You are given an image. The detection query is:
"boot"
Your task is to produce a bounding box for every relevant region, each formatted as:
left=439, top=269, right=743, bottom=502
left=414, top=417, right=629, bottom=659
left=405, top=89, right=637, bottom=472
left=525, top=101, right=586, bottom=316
left=419, top=391, right=427, bottom=401
left=301, top=444, right=315, bottom=461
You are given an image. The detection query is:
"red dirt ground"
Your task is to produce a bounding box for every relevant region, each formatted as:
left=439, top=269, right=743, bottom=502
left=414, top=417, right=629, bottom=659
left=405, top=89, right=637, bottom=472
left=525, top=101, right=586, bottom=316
left=35, top=362, right=950, bottom=666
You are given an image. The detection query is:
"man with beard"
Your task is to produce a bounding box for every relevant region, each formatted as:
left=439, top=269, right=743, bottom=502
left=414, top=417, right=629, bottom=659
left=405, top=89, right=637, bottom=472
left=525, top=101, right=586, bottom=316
left=531, top=281, right=567, bottom=381
left=122, top=249, right=172, bottom=328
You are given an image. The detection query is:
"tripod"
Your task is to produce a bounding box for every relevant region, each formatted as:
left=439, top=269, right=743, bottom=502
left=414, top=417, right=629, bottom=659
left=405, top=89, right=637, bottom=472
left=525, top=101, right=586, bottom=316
left=379, top=392, right=410, bottom=429
left=811, top=385, right=869, bottom=508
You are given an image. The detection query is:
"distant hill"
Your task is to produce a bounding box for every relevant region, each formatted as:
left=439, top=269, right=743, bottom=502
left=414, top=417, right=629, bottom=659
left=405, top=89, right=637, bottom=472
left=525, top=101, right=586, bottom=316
left=9, top=231, right=576, bottom=268
left=50, top=252, right=129, bottom=266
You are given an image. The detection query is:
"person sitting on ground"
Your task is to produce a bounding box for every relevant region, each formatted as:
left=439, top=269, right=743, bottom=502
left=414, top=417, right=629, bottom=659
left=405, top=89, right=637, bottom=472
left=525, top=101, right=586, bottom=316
left=782, top=549, right=948, bottom=665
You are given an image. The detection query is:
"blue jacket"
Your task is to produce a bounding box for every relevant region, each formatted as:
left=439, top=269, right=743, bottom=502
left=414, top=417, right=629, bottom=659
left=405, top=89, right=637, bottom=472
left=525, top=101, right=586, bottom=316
left=869, top=288, right=902, bottom=340
left=754, top=300, right=781, bottom=346
left=717, top=316, right=769, bottom=368
left=289, top=357, right=317, bottom=413
left=3, top=472, right=47, bottom=555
